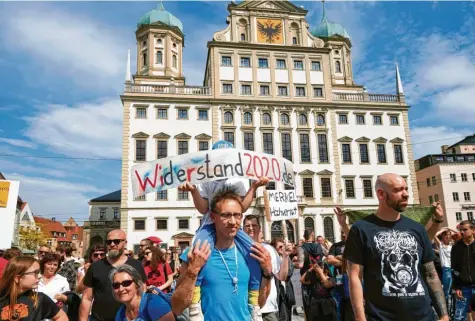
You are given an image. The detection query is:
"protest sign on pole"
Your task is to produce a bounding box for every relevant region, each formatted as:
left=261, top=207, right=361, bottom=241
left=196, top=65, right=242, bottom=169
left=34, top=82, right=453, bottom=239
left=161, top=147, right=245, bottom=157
left=266, top=190, right=299, bottom=221
left=131, top=149, right=295, bottom=198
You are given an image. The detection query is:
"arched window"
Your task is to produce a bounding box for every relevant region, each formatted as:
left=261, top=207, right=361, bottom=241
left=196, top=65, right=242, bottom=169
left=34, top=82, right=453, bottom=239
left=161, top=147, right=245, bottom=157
left=271, top=221, right=295, bottom=244
left=172, top=55, right=177, bottom=68
left=143, top=53, right=148, bottom=67
left=316, top=114, right=325, bottom=126
left=323, top=217, right=335, bottom=243
left=304, top=217, right=315, bottom=232
left=243, top=112, right=252, bottom=125
left=241, top=33, right=246, bottom=41
left=224, top=111, right=233, bottom=124
left=157, top=39, right=162, bottom=45
left=281, top=113, right=290, bottom=125
left=292, top=37, right=297, bottom=45
left=173, top=43, right=177, bottom=48
left=238, top=18, right=248, bottom=42
left=262, top=113, right=272, bottom=125
left=335, top=61, right=342, bottom=73
left=299, top=113, right=308, bottom=126
left=290, top=22, right=300, bottom=45
left=156, top=51, right=163, bottom=64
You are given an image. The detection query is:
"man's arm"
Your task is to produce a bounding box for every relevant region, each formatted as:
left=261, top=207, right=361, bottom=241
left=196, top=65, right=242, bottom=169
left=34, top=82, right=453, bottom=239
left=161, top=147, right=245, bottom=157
left=334, top=206, right=350, bottom=236
left=326, top=255, right=342, bottom=267
left=426, top=201, right=444, bottom=241
left=258, top=277, right=271, bottom=308
left=276, top=250, right=289, bottom=282
left=422, top=261, right=448, bottom=320
left=347, top=261, right=366, bottom=321
left=241, top=177, right=269, bottom=212
left=79, top=286, right=93, bottom=321
left=250, top=242, right=273, bottom=307
left=296, top=246, right=304, bottom=269
left=171, top=262, right=198, bottom=315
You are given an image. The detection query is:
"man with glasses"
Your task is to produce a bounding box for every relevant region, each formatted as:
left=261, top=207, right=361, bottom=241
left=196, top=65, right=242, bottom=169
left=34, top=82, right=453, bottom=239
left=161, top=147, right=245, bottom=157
left=243, top=215, right=289, bottom=321
left=138, top=238, right=153, bottom=263
left=79, top=229, right=146, bottom=321
left=37, top=245, right=51, bottom=260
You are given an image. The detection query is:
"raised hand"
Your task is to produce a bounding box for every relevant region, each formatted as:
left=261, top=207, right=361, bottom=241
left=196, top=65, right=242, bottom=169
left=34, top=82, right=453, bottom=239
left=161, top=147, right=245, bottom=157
left=432, top=201, right=444, bottom=221
left=187, top=240, right=211, bottom=276
left=178, top=182, right=197, bottom=193
left=334, top=206, right=346, bottom=226
left=251, top=177, right=271, bottom=189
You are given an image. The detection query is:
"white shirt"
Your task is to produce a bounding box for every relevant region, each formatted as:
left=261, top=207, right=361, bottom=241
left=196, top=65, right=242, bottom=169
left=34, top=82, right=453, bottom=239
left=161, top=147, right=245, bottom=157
left=261, top=243, right=281, bottom=313
left=38, top=274, right=70, bottom=303
left=439, top=243, right=452, bottom=268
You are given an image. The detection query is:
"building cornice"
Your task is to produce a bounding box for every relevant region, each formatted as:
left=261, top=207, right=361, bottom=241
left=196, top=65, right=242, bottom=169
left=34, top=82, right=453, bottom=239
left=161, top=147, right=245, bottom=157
left=207, top=41, right=331, bottom=54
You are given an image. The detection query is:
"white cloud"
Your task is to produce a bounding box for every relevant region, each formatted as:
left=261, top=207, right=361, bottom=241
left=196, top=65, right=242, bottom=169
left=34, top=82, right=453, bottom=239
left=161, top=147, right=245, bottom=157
left=25, top=99, right=122, bottom=158
left=411, top=126, right=473, bottom=159
left=0, top=137, right=36, bottom=149
left=0, top=159, right=69, bottom=178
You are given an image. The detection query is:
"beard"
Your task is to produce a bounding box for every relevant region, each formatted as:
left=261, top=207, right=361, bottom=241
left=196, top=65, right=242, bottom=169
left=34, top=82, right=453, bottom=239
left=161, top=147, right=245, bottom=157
left=108, top=248, right=123, bottom=259
left=386, top=194, right=408, bottom=212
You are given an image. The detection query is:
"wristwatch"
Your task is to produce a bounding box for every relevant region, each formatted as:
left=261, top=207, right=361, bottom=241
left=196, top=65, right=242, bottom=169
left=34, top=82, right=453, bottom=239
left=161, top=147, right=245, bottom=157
left=262, top=272, right=274, bottom=280
left=433, top=216, right=444, bottom=224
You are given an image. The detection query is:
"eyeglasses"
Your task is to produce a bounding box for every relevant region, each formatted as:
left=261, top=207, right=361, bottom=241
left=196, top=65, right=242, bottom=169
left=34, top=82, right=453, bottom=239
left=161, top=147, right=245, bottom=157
left=112, top=280, right=134, bottom=290
left=244, top=224, right=260, bottom=230
left=93, top=252, right=105, bottom=258
left=125, top=253, right=132, bottom=257
left=38, top=251, right=48, bottom=255
left=23, top=269, right=40, bottom=277
left=216, top=212, right=243, bottom=220
left=106, top=239, right=125, bottom=246
left=277, top=245, right=284, bottom=250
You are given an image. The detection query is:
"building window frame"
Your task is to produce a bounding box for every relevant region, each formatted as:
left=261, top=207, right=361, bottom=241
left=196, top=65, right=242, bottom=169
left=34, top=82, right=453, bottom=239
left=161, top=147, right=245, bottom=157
left=243, top=131, right=255, bottom=151
left=258, top=57, right=269, bottom=69
left=260, top=84, right=271, bottom=96
left=311, top=61, right=321, bottom=71
left=156, top=190, right=167, bottom=201
left=453, top=192, right=459, bottom=202
left=355, top=114, right=365, bottom=125
left=222, top=83, right=233, bottom=94
left=344, top=178, right=356, bottom=198
left=135, top=139, right=147, bottom=162
left=240, top=57, right=251, bottom=67
left=276, top=59, right=286, bottom=69
left=223, top=111, right=234, bottom=125
left=156, top=219, right=167, bottom=230
left=338, top=113, right=348, bottom=124
left=376, top=143, right=387, bottom=164
left=262, top=112, right=272, bottom=126
left=177, top=108, right=189, bottom=120
left=241, top=84, right=252, bottom=96
left=262, top=132, right=274, bottom=155
left=136, top=107, right=147, bottom=119
left=464, top=192, right=471, bottom=202
left=456, top=212, right=462, bottom=222
left=362, top=178, right=373, bottom=198
left=277, top=85, right=289, bottom=96
left=341, top=143, right=352, bottom=164
left=223, top=131, right=235, bottom=146
left=177, top=140, right=189, bottom=155
left=281, top=132, right=293, bottom=162
left=393, top=144, right=404, bottom=164
left=389, top=114, right=399, bottom=126
left=293, top=60, right=304, bottom=70
left=373, top=114, right=383, bottom=125
left=178, top=218, right=190, bottom=230
left=221, top=55, right=232, bottom=66
left=178, top=190, right=189, bottom=200
left=317, top=133, right=329, bottom=163
left=133, top=219, right=146, bottom=231
left=313, top=87, right=324, bottom=98
left=302, top=177, right=314, bottom=198
left=299, top=133, right=311, bottom=163
left=321, top=177, right=332, bottom=198
left=197, top=109, right=209, bottom=121
left=295, top=86, right=306, bottom=97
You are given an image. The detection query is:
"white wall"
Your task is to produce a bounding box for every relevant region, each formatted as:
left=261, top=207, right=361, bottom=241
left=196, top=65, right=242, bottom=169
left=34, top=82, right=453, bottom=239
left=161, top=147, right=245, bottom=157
left=0, top=181, right=20, bottom=249
left=310, top=71, right=324, bottom=85
left=275, top=70, right=289, bottom=83
left=219, top=66, right=234, bottom=81
left=239, top=68, right=253, bottom=82
left=257, top=69, right=271, bottom=83
left=292, top=70, right=306, bottom=84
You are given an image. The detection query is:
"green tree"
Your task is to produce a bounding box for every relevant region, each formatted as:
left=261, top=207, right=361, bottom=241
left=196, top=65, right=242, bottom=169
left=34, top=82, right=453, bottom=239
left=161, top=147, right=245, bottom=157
left=19, top=226, right=48, bottom=250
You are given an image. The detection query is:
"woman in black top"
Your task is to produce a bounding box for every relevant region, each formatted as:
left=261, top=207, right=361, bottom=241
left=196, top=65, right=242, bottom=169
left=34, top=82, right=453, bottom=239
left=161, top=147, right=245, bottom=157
left=0, top=256, right=67, bottom=321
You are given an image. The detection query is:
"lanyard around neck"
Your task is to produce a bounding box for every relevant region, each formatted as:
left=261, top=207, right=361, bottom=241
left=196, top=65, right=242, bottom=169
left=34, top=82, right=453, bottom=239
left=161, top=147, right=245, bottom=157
left=216, top=246, right=239, bottom=294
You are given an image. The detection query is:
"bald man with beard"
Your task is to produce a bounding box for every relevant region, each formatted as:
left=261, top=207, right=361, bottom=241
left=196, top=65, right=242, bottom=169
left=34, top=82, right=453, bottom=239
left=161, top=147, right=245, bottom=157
left=343, top=173, right=448, bottom=321
left=79, top=230, right=147, bottom=321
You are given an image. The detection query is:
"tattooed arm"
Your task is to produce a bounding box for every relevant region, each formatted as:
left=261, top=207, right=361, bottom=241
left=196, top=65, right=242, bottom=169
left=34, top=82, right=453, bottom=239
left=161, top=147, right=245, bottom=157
left=296, top=246, right=305, bottom=269
left=347, top=260, right=366, bottom=321
left=422, top=261, right=449, bottom=321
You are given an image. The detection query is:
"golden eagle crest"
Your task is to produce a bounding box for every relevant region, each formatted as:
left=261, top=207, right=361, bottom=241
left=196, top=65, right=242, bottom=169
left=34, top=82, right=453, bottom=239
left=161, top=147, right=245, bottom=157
left=257, top=20, right=282, bottom=43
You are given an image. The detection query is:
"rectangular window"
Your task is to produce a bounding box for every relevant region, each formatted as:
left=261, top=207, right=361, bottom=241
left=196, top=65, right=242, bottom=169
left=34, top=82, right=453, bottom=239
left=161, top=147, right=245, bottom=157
left=303, top=178, right=314, bottom=198
left=285, top=184, right=294, bottom=190
left=394, top=145, right=404, bottom=164
left=263, top=133, right=274, bottom=154
left=469, top=212, right=474, bottom=221
left=373, top=115, right=382, bottom=125
left=198, top=109, right=208, bottom=120
left=244, top=132, right=254, bottom=151
left=359, top=144, right=369, bottom=164
left=260, top=85, right=270, bottom=96
left=222, top=84, right=233, bottom=94
left=267, top=182, right=276, bottom=190
left=99, top=208, right=106, bottom=220
left=294, top=60, right=303, bottom=70
left=462, top=173, right=468, bottom=182
left=258, top=58, right=269, bottom=68
left=135, top=140, right=146, bottom=161
left=134, top=195, right=145, bottom=201
left=221, top=56, right=232, bottom=66
left=241, top=84, right=252, bottom=95
left=450, top=173, right=457, bottom=182
left=178, top=109, right=188, bottom=119
left=199, top=141, right=209, bottom=151
left=321, top=178, right=332, bottom=198
left=434, top=194, right=439, bottom=202
left=296, top=87, right=306, bottom=97
left=136, top=107, right=147, bottom=119
left=311, top=61, right=321, bottom=71
left=341, top=144, right=352, bottom=163
left=300, top=134, right=311, bottom=163
left=278, top=86, right=288, bottom=96
left=317, top=134, right=329, bottom=163
left=178, top=190, right=189, bottom=200
left=178, top=219, right=189, bottom=229
left=453, top=192, right=459, bottom=202
left=345, top=180, right=355, bottom=198
left=134, top=220, right=145, bottom=231
left=157, top=108, right=168, bottom=119
left=156, top=190, right=167, bottom=200
left=113, top=208, right=120, bottom=220
left=224, top=132, right=235, bottom=146
left=276, top=59, right=286, bottom=69
left=429, top=196, right=433, bottom=204
left=464, top=192, right=471, bottom=201
left=178, top=141, right=188, bottom=155
left=313, top=87, right=323, bottom=97
left=426, top=178, right=431, bottom=187
left=281, top=133, right=292, bottom=161
left=240, top=57, right=250, bottom=67
left=431, top=176, right=436, bottom=185
left=390, top=115, right=399, bottom=125
left=156, top=219, right=167, bottom=230
left=456, top=212, right=462, bottom=222
left=356, top=114, right=365, bottom=124
left=339, top=114, right=348, bottom=124
left=157, top=141, right=167, bottom=159
left=363, top=179, right=373, bottom=198
left=377, top=144, right=387, bottom=163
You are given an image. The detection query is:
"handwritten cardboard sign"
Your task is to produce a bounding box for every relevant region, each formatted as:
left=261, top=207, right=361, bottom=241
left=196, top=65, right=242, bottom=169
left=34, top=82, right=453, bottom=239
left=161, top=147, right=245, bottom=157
left=0, top=181, right=10, bottom=208
left=131, top=149, right=295, bottom=198
left=266, top=190, right=299, bottom=221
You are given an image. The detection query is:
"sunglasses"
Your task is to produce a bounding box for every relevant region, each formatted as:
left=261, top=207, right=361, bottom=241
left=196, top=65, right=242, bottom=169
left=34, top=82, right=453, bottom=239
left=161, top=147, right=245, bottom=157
left=93, top=252, right=105, bottom=258
left=112, top=280, right=134, bottom=290
left=23, top=269, right=40, bottom=277
left=38, top=251, right=48, bottom=255
left=125, top=253, right=132, bottom=257
left=106, top=239, right=124, bottom=245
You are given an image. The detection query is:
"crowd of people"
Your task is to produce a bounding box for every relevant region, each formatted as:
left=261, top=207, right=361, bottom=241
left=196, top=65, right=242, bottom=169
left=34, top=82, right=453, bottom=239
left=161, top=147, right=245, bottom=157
left=0, top=143, right=471, bottom=321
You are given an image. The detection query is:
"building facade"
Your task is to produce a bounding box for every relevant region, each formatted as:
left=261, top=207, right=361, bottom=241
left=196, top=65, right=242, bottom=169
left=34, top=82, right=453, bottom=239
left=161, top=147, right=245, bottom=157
left=416, top=135, right=475, bottom=229
left=120, top=0, right=419, bottom=250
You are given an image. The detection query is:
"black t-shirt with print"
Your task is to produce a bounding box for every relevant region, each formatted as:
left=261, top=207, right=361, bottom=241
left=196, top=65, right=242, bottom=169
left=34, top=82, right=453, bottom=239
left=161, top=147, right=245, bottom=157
left=84, top=257, right=147, bottom=321
left=0, top=292, right=59, bottom=321
left=343, top=214, right=436, bottom=321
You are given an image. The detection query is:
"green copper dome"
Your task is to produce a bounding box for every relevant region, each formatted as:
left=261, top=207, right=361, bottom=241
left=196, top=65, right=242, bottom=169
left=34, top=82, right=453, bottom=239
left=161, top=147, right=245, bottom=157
left=311, top=6, right=350, bottom=39
left=137, top=2, right=183, bottom=32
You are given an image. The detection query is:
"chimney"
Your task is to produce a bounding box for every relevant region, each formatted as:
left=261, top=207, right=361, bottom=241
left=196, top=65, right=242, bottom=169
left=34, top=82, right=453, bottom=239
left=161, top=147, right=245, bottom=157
left=441, top=145, right=449, bottom=154
left=52, top=217, right=56, bottom=222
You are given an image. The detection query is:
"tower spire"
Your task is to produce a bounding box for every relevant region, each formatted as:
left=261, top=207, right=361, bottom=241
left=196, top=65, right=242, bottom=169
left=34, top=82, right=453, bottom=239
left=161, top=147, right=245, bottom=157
left=396, top=63, right=405, bottom=103
left=321, top=0, right=328, bottom=22
left=158, top=0, right=165, bottom=11
left=125, top=48, right=132, bottom=83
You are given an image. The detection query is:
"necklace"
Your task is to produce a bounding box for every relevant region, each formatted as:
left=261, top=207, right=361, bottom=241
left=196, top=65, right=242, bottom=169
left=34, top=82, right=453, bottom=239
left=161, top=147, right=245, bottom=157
left=216, top=246, right=238, bottom=294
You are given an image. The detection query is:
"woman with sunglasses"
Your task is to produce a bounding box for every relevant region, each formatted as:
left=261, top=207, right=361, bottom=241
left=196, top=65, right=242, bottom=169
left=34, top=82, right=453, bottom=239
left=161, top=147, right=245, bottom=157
left=143, top=247, right=173, bottom=293
left=0, top=256, right=68, bottom=321
left=111, top=265, right=174, bottom=321
left=271, top=238, right=296, bottom=321
left=77, top=245, right=106, bottom=294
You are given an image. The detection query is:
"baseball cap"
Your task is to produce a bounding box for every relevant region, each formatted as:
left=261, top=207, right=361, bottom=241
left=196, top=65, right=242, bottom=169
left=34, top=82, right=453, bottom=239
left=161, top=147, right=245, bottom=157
left=212, top=140, right=234, bottom=150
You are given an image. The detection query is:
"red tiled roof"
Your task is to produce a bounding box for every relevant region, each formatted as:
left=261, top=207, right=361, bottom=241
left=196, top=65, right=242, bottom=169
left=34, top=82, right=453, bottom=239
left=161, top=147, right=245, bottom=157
left=20, top=202, right=28, bottom=211
left=65, top=226, right=83, bottom=242
left=34, top=216, right=67, bottom=238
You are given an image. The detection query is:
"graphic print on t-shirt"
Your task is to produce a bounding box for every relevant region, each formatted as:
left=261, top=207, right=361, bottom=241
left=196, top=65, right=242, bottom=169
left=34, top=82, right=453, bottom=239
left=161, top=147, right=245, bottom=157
left=374, top=230, right=425, bottom=297
left=0, top=303, right=29, bottom=320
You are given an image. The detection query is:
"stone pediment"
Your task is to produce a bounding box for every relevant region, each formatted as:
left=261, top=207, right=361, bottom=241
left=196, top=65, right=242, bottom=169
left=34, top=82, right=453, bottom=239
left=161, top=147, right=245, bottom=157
left=390, top=137, right=405, bottom=144
left=174, top=133, right=191, bottom=140
left=233, top=1, right=307, bottom=14
left=373, top=137, right=388, bottom=143
left=338, top=136, right=353, bottom=142
left=153, top=132, right=170, bottom=139
left=132, top=132, right=149, bottom=138
left=299, top=169, right=315, bottom=176
left=317, top=170, right=333, bottom=175
left=355, top=136, right=371, bottom=142
left=195, top=133, right=212, bottom=140
left=172, top=232, right=194, bottom=239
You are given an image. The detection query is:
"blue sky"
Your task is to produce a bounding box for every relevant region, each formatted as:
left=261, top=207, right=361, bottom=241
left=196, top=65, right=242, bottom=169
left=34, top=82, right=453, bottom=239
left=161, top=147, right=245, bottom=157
left=0, top=1, right=473, bottom=224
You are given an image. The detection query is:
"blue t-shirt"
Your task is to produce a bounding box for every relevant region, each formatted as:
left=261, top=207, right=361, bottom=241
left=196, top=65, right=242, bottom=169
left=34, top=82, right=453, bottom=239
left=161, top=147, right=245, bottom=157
left=115, top=293, right=172, bottom=321
left=201, top=246, right=251, bottom=321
